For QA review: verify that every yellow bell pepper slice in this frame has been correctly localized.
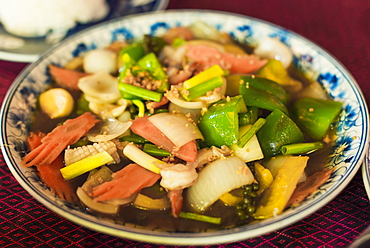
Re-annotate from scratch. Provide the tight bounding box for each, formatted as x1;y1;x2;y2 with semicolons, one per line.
254;156;309;219
183;64;224;89
219;192;243;206
134;193;170;210
254;162;273;194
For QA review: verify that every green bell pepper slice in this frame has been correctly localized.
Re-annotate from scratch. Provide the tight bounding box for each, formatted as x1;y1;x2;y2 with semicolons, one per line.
241;75;288;103
142;34;166;56
76;94;90;116
118;41;146;81
137;52;169;92
257;109;304;158
119;42;146;63
198;95;247;147
239;75;288;114
239;106;261;126
290;97;343;140
118;54;136;83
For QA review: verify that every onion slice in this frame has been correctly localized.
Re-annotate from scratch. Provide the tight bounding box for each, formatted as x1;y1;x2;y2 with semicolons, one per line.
168;102;202;122
254;37;293;69
87;117;132;142
188;22;226;43
89;98;129;118
78;71;121;104
165;78;226;109
83;49;117;74
187;156;254;212
165;86;208;109
77;187;119;214
148;112;204;148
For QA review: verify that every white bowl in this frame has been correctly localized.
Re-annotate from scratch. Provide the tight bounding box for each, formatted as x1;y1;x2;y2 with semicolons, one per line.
0;0;169;62
1;10;368;245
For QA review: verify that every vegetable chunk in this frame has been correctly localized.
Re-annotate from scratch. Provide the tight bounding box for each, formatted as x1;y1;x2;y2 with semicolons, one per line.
60;151;114;180
254;156;309;219
256;109;303;158
198;95;247;147
291;97;343;140
187;156;254;212
39;88;74;119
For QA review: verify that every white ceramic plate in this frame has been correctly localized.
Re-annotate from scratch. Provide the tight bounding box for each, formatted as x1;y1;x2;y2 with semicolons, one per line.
1;10;368;245
0;0;168;62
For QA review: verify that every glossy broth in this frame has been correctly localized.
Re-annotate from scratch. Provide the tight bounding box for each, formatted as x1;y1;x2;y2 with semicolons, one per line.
29;35;337;232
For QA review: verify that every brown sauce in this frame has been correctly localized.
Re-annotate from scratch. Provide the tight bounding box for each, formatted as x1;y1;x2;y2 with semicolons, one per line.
28;43;338;232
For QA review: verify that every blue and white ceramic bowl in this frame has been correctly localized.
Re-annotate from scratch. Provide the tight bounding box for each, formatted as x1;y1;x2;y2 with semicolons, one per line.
1;10;368;245
362;145;370;200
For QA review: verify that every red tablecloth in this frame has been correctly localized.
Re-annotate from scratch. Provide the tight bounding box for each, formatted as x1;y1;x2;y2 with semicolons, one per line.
1;0;369;247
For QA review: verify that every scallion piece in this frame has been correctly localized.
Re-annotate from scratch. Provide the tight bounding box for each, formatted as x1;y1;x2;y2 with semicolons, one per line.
119;83;162;102
179;212;221;225
123;143;166;174
281;141;324;155
181;75;224;101
121;133;147;144
152;108;169;115
132;99;145;117
237;118;266;147
120;91;142;100
143;143;171;157
183;64;224;89
60;151;114;180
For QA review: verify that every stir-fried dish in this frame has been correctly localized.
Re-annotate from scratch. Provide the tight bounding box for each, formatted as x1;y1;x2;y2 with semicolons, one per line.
23;22;342;231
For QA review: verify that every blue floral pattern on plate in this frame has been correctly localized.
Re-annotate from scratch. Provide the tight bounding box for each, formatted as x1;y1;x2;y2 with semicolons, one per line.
0;10;368;246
